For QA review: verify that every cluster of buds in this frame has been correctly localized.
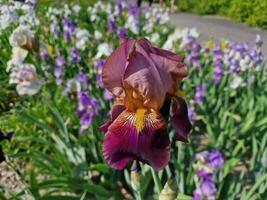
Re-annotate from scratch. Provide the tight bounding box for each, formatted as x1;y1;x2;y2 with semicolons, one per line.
193;150;224;200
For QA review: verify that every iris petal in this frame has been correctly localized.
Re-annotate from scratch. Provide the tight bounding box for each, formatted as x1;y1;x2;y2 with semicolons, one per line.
102;110;170;170
99;103;126;133
124;39;187;110
171;97;192;142
102;38;135;97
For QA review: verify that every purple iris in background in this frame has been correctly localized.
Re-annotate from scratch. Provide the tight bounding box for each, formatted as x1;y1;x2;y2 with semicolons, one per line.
117;27;127;39
77;92;100;134
62;18;77;42
194;84;207;105
50;22;61;37
70;47;81;63
207;150;224;170
193;150;224;199
116;1;123;16
200;179;217;197
56;56;66;67
188;106;197;123
108;17;116;32
54;67;63;85
212;44;224;84
95;59;106;88
183;36;202;68
0;130;14;163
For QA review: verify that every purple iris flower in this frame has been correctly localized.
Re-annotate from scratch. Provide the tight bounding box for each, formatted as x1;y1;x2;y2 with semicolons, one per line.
116;1;123;16
78;73;89;83
194;84;207;105
127;5;141;18
188;106;197;123
198;170;213;180
54;67;63;85
62;18;77;42
56;56;66;67
70;47;81;63
108;18;116;32
207;150;224;170
0;130;14;163
95;59;106;88
77;92;100;134
192;189;202;200
117;27;127;39
200;179;217;197
184;38;202;68
50;22;61;37
96;59;106;68
212;45;224;84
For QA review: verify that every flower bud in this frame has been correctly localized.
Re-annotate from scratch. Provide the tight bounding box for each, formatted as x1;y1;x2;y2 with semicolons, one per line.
130;161;143;192
159;179;178;200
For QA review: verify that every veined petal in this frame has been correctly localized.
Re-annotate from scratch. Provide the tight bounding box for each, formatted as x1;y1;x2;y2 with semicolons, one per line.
171;97;192;142
102;110;170;170
99;103;126;133
102;38;135;97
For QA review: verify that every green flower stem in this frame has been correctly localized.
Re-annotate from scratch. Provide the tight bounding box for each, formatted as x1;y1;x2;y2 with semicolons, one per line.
136;191;142;200
151;168;162;194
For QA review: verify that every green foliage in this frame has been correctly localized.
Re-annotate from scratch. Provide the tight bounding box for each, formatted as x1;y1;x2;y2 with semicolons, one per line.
178;0;267;29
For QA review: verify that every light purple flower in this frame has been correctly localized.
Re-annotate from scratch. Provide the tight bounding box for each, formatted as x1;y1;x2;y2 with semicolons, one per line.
200;179;216;197
70;47;81;63
9;64;43;95
207;150;224;170
77;92;100;134
108;18;116;32
117;27;127;39
50;22;61;37
116;2;123;16
212;44;224;84
192;189;202;200
56;56;66;67
104;89;114;101
188;106;197;123
62;18;77;42
194;84;207;105
54;67;63;85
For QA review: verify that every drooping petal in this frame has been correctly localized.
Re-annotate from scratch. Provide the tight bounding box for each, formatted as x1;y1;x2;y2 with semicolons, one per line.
171;97;192;142
102;110;170;170
99;103;126;133
124;39;187;110
102;38;135;97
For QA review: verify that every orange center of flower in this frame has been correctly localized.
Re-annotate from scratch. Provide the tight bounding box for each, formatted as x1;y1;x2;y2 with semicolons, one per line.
135;108;147;133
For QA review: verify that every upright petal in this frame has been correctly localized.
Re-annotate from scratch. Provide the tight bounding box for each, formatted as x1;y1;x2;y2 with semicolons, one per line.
137;38;183;62
102;110;170;170
102;38;135;97
124;39;187;110
171;97;192;142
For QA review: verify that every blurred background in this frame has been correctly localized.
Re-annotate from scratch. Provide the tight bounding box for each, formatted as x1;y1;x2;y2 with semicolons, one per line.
0;0;266;199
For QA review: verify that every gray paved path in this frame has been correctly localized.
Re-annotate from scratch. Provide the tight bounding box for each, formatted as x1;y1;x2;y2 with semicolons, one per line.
170;13;267;55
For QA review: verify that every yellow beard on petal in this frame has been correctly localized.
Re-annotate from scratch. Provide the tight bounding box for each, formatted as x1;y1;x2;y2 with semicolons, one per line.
135;108;147;133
